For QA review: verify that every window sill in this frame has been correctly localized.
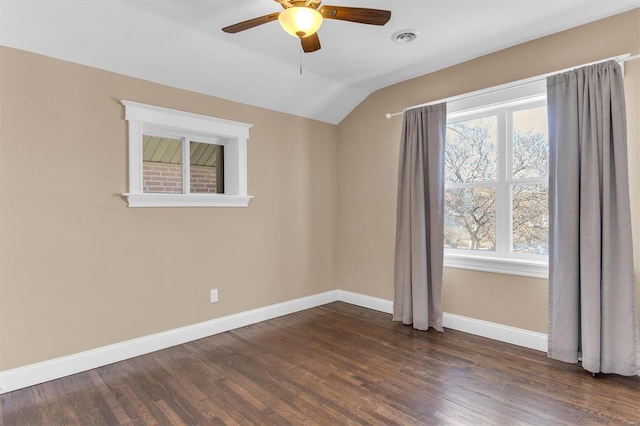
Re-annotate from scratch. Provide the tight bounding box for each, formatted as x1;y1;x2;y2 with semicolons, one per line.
444;252;548;279
123;193;252;208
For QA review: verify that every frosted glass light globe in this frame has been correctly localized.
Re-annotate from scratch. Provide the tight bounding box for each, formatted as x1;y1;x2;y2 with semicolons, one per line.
278;7;323;38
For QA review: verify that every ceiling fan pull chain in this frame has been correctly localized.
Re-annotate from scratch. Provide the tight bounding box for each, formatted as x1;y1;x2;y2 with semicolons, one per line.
300;45;303;75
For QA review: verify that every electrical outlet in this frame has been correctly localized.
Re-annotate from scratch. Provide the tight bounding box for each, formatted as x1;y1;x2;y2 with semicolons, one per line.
210;289;218;303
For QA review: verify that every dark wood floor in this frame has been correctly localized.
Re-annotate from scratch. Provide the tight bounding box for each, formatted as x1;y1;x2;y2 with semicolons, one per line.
1;302;639;425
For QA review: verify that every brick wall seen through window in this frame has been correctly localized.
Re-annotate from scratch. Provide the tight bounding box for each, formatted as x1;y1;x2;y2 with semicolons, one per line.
143;162;219;194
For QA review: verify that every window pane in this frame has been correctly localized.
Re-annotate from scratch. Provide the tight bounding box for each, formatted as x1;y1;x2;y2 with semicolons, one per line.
142;135;183;193
512;184;548;254
190;142;224;194
444;188;496;251
512;107;548;179
445;116;498;183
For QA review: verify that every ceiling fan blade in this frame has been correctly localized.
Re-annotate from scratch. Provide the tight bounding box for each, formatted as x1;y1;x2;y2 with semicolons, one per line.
222;12;280;33
301;33;321;53
319;6;391;25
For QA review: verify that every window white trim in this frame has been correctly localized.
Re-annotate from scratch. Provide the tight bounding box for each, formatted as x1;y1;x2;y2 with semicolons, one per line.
122;193;253;208
447;82;547;118
444;251;548;279
121;100;253;207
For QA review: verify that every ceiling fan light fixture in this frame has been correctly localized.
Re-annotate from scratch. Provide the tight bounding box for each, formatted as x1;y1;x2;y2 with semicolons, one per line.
278;6;323;38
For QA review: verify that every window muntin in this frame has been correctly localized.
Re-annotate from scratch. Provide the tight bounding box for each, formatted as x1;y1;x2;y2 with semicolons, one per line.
444;96;548;276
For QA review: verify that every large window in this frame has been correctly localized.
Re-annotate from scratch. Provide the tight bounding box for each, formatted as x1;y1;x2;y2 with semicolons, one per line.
443;81;548;278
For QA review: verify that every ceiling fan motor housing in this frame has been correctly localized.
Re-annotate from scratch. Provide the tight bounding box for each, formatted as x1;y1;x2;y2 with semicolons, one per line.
278;0;322;9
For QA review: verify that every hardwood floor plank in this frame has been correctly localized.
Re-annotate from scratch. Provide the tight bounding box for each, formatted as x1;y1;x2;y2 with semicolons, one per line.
145;349;225;423
126;355;207;425
92;364;152;426
40;378;84;425
0;387;41;426
1;302;639;425
185;340;309;424
105;375;163;425
87;370;132;425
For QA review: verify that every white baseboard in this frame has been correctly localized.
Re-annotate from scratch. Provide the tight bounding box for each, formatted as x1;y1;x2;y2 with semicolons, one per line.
335;290;547;352
0;290;339;394
0;289;547;394
442;312;548;352
336;289;393;314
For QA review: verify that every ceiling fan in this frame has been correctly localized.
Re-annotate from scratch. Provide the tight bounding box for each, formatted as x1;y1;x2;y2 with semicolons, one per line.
222;0;391;53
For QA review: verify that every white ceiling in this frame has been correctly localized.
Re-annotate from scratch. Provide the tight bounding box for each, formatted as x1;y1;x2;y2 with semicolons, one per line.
1;0;638;124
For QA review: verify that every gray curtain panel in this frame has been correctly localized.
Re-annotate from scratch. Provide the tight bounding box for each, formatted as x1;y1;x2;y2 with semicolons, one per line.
547;60;640;376
393;103;447;332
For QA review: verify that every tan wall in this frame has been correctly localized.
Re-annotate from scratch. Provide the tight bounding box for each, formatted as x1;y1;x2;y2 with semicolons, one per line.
0;47;338;370
336;9;640;334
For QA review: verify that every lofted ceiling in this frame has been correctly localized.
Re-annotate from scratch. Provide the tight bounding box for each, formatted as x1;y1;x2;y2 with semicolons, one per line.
1;0;638;124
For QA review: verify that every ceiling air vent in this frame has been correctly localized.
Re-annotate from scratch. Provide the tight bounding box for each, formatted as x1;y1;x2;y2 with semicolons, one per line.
392;29;419;43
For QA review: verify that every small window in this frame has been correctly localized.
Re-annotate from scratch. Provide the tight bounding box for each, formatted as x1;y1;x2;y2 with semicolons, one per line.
121;101;252;207
443;81;549;278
